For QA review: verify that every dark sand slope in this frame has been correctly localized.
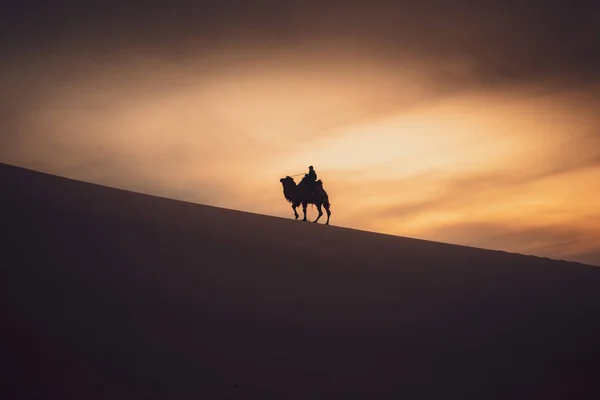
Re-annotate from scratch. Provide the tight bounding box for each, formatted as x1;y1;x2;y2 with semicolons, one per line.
1;162;600;400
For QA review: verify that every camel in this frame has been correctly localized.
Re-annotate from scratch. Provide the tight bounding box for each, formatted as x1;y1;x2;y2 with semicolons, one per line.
279;175;331;224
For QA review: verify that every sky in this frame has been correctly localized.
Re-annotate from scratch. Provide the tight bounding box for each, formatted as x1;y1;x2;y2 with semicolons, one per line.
2;0;600;265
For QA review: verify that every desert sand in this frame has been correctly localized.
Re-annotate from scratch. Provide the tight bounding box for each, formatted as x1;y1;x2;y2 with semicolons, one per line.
2;162;600;399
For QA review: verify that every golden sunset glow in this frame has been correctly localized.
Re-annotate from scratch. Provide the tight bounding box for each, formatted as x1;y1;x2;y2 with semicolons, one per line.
2;2;600;265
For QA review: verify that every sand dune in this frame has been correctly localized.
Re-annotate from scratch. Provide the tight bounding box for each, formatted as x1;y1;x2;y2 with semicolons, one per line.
2;162;600;399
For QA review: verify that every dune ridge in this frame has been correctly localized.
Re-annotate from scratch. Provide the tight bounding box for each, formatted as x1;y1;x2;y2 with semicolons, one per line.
2;162;600;399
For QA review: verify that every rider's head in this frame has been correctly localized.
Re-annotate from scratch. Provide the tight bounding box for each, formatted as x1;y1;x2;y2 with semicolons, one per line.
309;166;313;170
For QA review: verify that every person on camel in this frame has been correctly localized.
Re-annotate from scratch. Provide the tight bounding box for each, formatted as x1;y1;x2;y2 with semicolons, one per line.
305;165;317;195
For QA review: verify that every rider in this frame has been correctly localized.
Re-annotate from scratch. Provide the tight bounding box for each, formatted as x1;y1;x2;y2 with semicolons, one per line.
306;165;317;194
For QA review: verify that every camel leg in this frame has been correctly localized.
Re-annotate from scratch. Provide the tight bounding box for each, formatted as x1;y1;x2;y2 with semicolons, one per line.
313;204;323;223
292;204;299;220
325;204;331;225
302;202;308;221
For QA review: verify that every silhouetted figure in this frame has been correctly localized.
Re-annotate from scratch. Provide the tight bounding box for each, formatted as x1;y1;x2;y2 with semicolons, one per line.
305;166;317;195
306;165;317;181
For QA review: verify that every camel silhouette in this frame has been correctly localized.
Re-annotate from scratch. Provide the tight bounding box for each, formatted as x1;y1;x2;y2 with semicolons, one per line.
280;175;331;224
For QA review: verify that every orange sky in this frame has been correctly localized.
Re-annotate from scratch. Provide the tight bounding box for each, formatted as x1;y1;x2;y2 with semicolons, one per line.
2;2;600;265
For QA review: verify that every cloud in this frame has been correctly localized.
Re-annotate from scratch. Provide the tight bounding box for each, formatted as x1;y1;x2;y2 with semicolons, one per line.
3;1;599;87
373;135;600;220
423;221;600;266
1;1;600;265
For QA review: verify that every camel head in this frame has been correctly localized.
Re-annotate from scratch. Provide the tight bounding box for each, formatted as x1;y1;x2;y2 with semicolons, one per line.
280;176;297;203
280;176;296;186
